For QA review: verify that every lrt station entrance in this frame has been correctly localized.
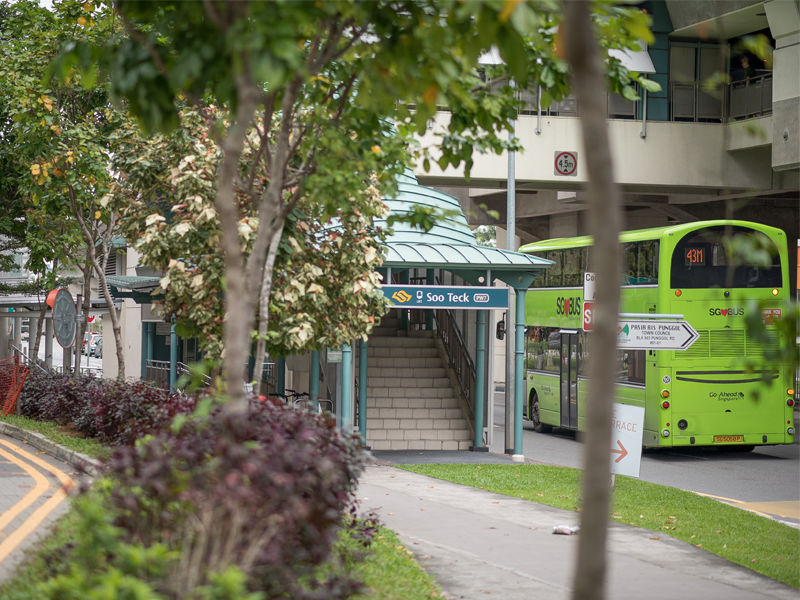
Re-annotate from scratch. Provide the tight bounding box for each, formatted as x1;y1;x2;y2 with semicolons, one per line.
353;169;551;457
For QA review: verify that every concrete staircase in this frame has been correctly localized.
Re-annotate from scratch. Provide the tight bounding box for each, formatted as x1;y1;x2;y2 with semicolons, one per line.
363;314;473;450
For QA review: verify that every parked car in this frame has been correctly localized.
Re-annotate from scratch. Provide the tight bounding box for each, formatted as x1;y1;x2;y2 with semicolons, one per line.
90;336;102;358
83;332;101;355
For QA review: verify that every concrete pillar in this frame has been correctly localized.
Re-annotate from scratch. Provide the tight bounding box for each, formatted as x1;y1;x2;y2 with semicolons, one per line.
12;312;21;352
0;309;8;358
765;0;800;171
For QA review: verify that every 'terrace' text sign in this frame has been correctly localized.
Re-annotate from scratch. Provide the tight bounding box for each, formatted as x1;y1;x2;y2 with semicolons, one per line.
382;285;508;310
610;403;644;478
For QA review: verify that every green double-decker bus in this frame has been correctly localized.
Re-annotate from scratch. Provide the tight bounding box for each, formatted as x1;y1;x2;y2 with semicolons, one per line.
519;220;795;450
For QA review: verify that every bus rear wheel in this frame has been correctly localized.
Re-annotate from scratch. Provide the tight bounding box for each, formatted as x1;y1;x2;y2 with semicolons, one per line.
530;392;551;433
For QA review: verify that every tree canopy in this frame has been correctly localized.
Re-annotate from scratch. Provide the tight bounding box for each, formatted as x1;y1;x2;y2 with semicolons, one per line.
47;0;656;403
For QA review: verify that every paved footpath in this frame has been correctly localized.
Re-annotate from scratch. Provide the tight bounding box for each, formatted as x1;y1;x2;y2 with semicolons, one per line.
0;432;77;583
358;463;799;600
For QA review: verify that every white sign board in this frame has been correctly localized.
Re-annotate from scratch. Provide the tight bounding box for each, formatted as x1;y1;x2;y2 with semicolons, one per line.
617;320;698;350
583;272;596;302
610;403;644;478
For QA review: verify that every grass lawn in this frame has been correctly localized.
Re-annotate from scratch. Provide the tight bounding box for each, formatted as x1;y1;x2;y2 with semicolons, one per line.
0;415;109;460
349;527;443;600
398;463;799;589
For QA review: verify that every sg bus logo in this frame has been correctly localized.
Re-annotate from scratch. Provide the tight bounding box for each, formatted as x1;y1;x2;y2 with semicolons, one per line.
556;297;582;316
708;307;744;317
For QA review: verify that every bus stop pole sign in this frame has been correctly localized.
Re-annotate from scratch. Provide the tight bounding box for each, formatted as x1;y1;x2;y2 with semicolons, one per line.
382;285;508;310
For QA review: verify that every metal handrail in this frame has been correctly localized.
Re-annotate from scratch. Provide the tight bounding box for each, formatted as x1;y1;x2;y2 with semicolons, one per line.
432;308;476;415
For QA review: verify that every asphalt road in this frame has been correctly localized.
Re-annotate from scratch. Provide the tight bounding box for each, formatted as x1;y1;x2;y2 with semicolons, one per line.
22;336;102;373
489;390;800;525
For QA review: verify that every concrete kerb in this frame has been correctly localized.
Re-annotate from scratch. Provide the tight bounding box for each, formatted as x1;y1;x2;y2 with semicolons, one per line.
0;421;101;476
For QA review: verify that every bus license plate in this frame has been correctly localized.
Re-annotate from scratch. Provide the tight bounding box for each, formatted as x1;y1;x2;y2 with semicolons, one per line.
714;435;744;443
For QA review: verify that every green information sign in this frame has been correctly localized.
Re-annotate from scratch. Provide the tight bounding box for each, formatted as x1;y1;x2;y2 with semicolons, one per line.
382;285;508;310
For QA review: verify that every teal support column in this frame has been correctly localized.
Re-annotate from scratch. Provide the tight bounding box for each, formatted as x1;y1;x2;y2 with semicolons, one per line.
169;322;178;392
400;271;409;331
147;323;154;373
473;309;487;450
141;323;150;379
425;269;434;331
277;356;286;395
341;344;352;429
140;323;150;378
358;339;368;444
513;288;526;456
310;350;320;411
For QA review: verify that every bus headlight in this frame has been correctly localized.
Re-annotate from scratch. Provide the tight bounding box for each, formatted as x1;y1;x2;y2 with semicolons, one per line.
788;427;795;436
662;429;670;438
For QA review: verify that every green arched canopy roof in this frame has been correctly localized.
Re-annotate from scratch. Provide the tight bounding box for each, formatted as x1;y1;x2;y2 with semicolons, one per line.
377;171;551;289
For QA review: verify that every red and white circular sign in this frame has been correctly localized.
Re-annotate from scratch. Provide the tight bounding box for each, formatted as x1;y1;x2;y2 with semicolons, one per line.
554;151;578;176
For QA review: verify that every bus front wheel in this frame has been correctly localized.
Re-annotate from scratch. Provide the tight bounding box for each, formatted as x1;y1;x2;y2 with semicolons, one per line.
530;392;551;433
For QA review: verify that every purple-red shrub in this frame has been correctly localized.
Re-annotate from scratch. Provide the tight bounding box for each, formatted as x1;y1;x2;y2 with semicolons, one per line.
17;371;101;427
86;379;197;445
104;400;367;599
18;370;197;446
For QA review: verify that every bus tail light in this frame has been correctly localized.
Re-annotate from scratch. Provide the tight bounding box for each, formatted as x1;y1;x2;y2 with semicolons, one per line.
788;399;795;407
661;400;670;409
661;390;670;398
675;289;682;297
771;288;779;296
788;388;795;397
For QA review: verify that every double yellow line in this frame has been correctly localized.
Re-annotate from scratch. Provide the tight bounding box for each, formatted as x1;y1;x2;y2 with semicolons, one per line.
0;439;74;563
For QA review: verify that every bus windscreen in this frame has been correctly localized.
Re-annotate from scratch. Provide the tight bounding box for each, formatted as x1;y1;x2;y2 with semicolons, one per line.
670;226;782;288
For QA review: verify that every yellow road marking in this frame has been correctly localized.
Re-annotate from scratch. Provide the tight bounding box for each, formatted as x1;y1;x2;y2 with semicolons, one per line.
0;440;74;563
694;491;800;521
0;446;49;532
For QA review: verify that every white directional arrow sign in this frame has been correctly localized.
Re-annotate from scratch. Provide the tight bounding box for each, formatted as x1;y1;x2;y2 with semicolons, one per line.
616;320;699;350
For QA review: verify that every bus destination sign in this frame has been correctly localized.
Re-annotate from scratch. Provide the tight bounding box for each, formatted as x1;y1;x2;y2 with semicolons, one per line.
382;285;508;310
617;320;699;350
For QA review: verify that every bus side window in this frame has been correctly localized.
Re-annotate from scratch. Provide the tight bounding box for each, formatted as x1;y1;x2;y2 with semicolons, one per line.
563;248;584;286
617;350;646;384
623;241;659;285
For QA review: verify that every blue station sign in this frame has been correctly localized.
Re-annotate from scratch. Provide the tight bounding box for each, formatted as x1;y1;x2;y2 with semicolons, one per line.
382;285;508;310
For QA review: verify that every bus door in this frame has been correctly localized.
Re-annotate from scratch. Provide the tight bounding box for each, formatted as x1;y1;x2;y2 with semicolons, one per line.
559;330;579;429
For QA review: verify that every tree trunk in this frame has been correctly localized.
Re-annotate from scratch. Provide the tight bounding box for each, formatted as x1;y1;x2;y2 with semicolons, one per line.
31;302;47;365
252;221;284;391
92;236;126;380
215;79;260;411
75;255;92;378
563;3;624;600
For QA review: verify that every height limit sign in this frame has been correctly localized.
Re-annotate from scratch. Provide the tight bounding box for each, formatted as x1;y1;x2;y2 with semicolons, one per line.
554;151;578;176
